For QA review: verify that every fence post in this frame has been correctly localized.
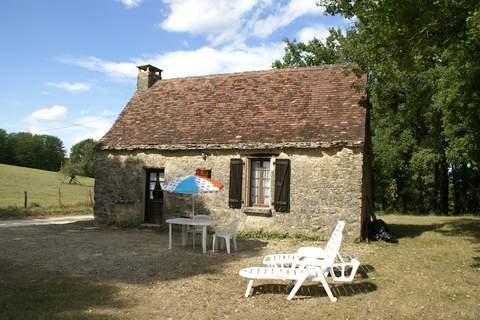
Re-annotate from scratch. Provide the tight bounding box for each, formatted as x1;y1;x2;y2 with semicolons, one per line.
24;191;27;208
58;186;62;207
89;189;94;207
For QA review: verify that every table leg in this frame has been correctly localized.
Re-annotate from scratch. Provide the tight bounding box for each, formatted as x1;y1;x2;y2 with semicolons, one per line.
202;226;207;254
168;223;172;250
181;225;187;246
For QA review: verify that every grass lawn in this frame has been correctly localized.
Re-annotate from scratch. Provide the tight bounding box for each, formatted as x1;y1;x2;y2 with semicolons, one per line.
0;214;478;319
0;164;93;218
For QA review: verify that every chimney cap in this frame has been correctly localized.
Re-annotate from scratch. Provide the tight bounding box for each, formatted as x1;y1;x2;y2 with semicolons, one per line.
137;64;163;73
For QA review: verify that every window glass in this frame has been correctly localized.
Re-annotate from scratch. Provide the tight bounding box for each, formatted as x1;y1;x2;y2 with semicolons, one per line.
250;159;270;206
150;172;157;182
263;160;270;204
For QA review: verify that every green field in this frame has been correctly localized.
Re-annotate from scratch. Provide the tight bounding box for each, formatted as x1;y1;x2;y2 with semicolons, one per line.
0;163;94;209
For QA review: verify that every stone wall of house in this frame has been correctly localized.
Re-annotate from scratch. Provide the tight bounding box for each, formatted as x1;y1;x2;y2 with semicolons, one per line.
94;146;364;239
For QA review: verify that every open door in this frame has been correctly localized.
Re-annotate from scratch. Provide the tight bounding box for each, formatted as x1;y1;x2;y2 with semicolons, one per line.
145;169;164;224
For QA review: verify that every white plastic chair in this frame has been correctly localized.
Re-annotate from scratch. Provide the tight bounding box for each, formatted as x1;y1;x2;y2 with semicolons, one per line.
212;220;239;254
189;214;213;249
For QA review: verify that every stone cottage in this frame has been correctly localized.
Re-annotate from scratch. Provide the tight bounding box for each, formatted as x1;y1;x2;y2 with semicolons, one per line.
94;64;373;240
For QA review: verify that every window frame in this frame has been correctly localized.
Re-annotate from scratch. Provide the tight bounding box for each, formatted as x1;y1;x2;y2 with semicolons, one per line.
146;168;165;201
247;157;272;207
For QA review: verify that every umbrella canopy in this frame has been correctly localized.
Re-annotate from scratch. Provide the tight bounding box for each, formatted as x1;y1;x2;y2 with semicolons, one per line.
162;175;224;194
162;175;224;216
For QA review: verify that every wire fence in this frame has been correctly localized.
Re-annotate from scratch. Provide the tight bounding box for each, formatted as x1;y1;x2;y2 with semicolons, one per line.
1;184;94;209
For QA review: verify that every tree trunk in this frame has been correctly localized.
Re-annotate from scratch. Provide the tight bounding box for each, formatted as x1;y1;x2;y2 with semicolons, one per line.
438;156;449;215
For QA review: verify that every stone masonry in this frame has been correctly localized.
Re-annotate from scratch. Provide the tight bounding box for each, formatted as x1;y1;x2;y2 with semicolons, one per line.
94;146;364;239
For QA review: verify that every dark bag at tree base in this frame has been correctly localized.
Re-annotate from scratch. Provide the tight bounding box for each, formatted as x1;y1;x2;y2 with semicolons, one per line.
368;219;398;243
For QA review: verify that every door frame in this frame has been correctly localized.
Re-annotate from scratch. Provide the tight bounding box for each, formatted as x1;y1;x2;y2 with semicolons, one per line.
144;168;165;223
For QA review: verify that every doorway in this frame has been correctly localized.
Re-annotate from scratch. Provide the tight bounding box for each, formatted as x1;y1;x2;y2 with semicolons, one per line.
145;168;164;224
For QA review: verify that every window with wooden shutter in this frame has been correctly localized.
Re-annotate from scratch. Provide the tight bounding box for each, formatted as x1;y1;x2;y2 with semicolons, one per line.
274;159;290;212
229;159;243;208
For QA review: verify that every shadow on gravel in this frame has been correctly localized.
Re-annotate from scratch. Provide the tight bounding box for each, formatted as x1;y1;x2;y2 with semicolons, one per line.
0;259;126;320
252;281;377;300
0;220;269;285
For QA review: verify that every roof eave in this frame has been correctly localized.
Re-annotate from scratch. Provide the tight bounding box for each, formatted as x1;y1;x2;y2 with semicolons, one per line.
97;140;365;152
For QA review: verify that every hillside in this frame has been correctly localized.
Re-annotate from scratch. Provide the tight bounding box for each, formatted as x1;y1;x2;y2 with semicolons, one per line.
0;164;94;208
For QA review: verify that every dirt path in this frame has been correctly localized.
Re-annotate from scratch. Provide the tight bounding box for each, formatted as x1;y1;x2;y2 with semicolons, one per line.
0;215;93;227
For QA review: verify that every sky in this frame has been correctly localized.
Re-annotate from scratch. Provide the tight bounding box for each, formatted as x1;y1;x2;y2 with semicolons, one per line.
0;0;350;154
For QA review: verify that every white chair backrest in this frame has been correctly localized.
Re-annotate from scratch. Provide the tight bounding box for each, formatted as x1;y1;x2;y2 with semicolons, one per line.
322;221;345;266
193;215;213;230
294;221;344;269
227;219;239;235
193;214;212;222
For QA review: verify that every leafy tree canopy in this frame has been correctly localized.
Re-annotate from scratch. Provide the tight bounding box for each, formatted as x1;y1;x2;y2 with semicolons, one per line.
274;0;480;214
69;138;97;178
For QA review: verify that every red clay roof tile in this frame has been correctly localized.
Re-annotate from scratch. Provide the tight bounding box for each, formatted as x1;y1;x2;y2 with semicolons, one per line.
98;65;367;150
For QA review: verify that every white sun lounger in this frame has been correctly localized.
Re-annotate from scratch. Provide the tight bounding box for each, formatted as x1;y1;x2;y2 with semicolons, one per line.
263;221;345;268
239;221;360;301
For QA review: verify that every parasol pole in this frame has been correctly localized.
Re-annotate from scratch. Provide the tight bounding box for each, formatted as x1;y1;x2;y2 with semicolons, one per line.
192;193;195;216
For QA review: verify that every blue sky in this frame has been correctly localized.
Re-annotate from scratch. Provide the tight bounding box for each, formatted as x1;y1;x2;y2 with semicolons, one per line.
0;0;349;154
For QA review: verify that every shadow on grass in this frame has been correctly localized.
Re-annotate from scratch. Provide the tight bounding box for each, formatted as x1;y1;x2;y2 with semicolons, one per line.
0;205;92;220
387;218;480;269
472;250;480;269
356;264;375;279
387;218;480;241
0;259;126;320
252;281;377;300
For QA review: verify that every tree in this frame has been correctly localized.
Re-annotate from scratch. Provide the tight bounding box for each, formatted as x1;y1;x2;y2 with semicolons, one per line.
0;129;8;164
272;28;347;68
274;1;480;214
38;135;66;171
0;130;65;171
60;160;83;184
69;138;97;178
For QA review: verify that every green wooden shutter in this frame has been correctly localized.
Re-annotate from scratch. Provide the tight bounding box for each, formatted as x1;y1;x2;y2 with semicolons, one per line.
229;159;243;209
274;159;291;212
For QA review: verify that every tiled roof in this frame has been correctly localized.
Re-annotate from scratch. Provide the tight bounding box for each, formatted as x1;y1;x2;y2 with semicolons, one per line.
98;65;367;150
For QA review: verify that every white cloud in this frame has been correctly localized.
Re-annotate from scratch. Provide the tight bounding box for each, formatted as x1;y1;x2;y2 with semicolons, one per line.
46;81;91;93
121;0;142;8
58;56;138;81
145;44;284;78
31;105;67;121
297;25;330;43
60;43;284;81
71;116;114;144
160;0;323;45
252;0;323;38
161;0;258;46
25;111;115;153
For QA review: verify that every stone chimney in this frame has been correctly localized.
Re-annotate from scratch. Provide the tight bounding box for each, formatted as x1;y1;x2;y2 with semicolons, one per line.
136;64;163;91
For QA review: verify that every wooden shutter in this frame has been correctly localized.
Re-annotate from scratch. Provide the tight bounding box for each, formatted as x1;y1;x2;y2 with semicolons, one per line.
229;159;243;208
274;159;290;212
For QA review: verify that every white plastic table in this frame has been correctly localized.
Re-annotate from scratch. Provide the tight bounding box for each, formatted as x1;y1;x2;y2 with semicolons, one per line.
166;217;214;254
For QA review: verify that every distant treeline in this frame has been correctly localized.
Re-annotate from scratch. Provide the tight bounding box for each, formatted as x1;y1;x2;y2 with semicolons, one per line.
0;129;65;171
0;129;96;178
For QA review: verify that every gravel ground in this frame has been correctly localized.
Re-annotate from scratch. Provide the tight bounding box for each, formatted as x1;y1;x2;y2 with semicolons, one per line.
0;216;478;320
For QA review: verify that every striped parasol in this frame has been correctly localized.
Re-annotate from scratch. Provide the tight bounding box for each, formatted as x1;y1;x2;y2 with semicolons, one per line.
162;175;224;215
